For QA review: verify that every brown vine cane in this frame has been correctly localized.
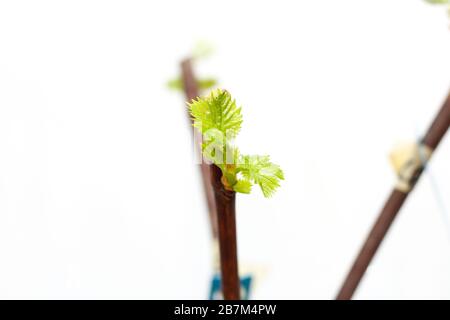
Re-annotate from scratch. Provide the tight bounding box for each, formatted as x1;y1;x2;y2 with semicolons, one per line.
210;164;240;300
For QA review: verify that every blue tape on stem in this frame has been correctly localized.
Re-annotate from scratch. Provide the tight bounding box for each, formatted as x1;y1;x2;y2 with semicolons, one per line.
209;274;253;300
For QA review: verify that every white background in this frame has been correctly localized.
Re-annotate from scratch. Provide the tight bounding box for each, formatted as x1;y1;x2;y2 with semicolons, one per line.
0;0;449;299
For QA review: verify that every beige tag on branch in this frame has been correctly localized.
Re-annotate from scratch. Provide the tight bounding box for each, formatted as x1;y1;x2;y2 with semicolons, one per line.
390;142;433;192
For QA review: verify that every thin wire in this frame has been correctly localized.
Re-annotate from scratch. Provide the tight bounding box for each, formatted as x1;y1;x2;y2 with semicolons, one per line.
426;164;450;243
415;130;450;243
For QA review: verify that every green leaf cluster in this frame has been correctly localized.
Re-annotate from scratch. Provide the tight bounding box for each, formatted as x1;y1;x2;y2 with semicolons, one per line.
188;89;284;197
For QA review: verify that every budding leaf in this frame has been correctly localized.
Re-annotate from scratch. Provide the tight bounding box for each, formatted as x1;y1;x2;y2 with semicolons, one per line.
188;89;284;198
167;77;217;91
189;89;242;139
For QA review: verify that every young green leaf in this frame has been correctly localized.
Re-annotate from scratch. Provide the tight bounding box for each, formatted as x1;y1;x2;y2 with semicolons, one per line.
198;78;217;90
233;179;252;194
167;77;217;91
167;77;184;90
189;89;243;139
236;155;285;198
